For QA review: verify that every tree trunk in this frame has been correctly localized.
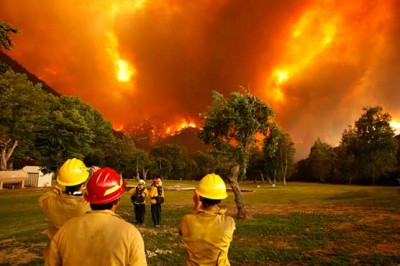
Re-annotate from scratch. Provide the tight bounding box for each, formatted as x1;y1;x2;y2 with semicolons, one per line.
0;139;18;171
228;164;247;219
260;171;265;183
142;168;149;181
283;157;287;185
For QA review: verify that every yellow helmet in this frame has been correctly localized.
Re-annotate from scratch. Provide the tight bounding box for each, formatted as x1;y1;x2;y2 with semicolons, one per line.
196;173;227;200
57;158;89;186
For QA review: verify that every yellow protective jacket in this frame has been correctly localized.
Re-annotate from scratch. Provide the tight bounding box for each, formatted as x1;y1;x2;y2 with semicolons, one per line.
129;185;149;204
148;184;164;204
38;187;90;241
49;210;147;266
179;208;236;266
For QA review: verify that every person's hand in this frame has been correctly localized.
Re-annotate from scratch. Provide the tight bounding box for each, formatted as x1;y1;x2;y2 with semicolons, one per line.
192;189;201;211
54;182;65;195
88;166;100;176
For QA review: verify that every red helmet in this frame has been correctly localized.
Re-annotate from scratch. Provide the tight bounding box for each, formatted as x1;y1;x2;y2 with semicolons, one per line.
153;178;161;184
84;167;125;204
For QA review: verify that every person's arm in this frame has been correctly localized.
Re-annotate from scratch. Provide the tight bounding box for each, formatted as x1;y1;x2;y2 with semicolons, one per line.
129;229;148;265
48;235;62;266
38;186;62;209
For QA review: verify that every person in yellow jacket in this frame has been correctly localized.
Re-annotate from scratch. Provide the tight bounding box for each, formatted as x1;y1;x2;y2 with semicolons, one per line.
179;173;236;266
129;179;148;226
49;167;147;266
148;177;164;227
38;158;94;265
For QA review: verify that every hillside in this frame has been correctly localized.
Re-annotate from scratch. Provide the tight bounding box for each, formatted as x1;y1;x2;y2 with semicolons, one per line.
0;51;59;96
156;127;210;153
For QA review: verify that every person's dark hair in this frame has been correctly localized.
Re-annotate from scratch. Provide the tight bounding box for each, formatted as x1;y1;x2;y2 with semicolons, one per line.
201;197;221;207
90;199;119;210
65;183;84;195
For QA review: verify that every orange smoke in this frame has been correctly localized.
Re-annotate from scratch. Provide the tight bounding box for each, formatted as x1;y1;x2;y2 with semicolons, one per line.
1;0;400;160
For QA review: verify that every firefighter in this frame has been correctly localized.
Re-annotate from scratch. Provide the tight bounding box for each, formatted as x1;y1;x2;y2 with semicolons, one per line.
49;167;147;266
179;173;236;266
38;158;93;265
148;177;164;227
129;179;148;226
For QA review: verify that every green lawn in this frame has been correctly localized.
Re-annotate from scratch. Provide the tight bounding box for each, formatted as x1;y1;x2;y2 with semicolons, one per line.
0;181;399;265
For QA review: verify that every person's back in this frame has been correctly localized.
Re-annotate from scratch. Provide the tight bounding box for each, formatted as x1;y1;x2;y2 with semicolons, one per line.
180;208;235;265
39;186;90;239
49;167;147;266
49;209;145;266
179;174;236;266
38;158;91;264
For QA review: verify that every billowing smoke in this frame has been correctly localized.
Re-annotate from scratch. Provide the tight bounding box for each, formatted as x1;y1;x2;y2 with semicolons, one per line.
1;0;399;159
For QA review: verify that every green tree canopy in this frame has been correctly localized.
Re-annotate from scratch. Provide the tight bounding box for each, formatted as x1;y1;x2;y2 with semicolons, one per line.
198;88;275;219
199;88;275;180
0;70;52;170
338;106;398;184
35;96;95;171
307;138;336;182
0;21;18;50
263;125;295;185
105;131;137;177
150;143;192;180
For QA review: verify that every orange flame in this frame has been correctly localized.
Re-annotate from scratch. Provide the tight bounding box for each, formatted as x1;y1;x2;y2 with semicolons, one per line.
164;120;197;135
265;4;339;104
106;32;136;83
390;119;400;134
104;0;147;84
113;123;125;131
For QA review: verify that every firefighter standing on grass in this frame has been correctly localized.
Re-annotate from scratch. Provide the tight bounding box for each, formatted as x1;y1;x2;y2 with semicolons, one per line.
49;167;147;266
179;173;236;266
148;177;164;227
38;158;95;265
130;179;148;226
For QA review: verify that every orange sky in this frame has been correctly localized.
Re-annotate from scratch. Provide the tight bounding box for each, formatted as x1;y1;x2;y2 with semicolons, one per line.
1;0;400;159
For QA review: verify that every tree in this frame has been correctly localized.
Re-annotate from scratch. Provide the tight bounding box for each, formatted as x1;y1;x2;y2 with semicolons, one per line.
0;70;52;170
127;120;156;151
191;151;218;180
307;138;336;182
132;149;153;181
263;126;295;185
198;88;275;219
336;126;358;184
105;131;137;177
247;149;267;183
338;106;398;184
150;143;192;180
35;96;95;171
0;21;18;50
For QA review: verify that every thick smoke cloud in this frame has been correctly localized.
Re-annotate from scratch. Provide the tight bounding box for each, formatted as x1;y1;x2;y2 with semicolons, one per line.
1;0;399;159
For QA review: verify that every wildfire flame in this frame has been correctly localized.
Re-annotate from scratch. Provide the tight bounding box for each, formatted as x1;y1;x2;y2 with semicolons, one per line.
390;119;400;133
266;4;339;105
165;120;197;135
104;0;147;84
113;123;124;131
106;32;136;83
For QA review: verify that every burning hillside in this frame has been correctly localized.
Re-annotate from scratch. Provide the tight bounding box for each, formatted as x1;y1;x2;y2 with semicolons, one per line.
1;0;400;159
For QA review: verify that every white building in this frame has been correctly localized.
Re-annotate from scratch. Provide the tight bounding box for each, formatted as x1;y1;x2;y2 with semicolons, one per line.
22;166;53;187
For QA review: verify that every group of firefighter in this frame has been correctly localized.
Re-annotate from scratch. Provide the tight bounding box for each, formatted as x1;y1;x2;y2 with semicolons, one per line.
128;177;164;228
38;158;235;266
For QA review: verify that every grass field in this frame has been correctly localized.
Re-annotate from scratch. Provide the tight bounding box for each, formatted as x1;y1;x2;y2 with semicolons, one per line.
0;181;399;265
